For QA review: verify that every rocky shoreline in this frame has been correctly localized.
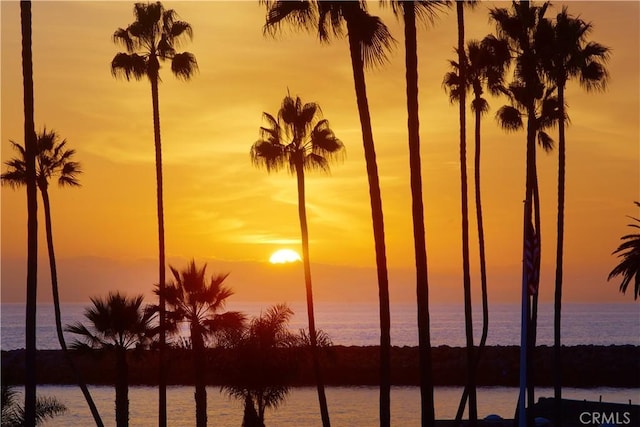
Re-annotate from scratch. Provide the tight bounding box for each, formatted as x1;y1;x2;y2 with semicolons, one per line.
2;345;638;387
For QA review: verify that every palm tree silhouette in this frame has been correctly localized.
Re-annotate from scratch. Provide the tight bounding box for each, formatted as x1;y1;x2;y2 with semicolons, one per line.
490;0;557;416
452;2;480;423
159;261;245;427
608;202;640;300
385;2;449;424
1;384;67;427
536;8;610;417
223;304;300;427
66;292;156;427
444;34;510;423
1;130;104;426
19;1;38;423
250;93;344;426
111;3;197;424
262;3;393;425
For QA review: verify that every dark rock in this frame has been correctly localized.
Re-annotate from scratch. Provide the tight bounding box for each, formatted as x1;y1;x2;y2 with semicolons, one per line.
1;345;638;387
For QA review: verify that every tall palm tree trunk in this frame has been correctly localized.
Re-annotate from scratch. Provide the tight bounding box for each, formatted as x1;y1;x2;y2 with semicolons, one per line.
20;2;38;424
517;112;538;427
455;100;489;423
456;3;477;425
516;115;537;427
473;102;489;367
346;22;392;427
553;82;566;427
295;163;331;427
41;187;104;426
115;347;129;427
528;147;541;411
402;4;434;426
150;73;168;427
192;329;207;427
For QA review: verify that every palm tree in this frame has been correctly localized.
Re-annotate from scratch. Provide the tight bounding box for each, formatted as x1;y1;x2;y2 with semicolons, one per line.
490;1;556;419
1;130;104;426
443;34;510;423
250;93;344;426
111;4;198;424
66;292;156;427
19;1;38;424
385;2;449;424
1;384;67;427
262;3;394;425
453;2;479;423
223;304;300;427
608;202;640;300
159;261;245;427
536;9;610;420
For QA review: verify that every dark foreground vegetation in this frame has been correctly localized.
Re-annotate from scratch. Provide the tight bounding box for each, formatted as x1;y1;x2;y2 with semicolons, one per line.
2;345;638;388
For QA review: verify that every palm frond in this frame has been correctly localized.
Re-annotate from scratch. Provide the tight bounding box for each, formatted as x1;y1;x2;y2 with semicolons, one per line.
169;20;193;42
264;0;317;36
608;202;640;300
32;396;68;424
471;97;489;115
157;34;176;60
443;69;464;104
385;1;451;26
302;153;329;173
111;53;147;81
251;140;288;173
317;2;348;42
536;131;554;152
351;9;395;69
112;28;135;52
579;59;609;92
171;52;198;80
310;119;345;164
496;105;523;132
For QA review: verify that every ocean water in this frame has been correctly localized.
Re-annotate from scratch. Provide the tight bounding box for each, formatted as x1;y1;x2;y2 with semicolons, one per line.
2;302;639;426
1;302;639;350
8;385;640;427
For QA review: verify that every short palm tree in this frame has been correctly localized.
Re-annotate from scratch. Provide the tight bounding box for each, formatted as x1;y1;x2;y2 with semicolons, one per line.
1;384;67;427
66;292;156;427
223;304;300;427
608;202;640;300
1;130;104;426
251;94;344;426
159;261;245;427
262;4;393;425
111;4;197;423
536;8;610;415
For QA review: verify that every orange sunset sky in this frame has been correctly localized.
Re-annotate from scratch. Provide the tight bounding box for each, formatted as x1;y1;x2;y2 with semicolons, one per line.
1;1;638;305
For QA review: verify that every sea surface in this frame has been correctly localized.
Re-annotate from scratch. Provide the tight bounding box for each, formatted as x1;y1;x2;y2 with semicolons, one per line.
7;385;640;427
1;302;639;350
2;302;639;426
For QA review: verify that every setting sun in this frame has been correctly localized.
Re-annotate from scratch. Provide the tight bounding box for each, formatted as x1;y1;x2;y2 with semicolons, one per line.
269;249;302;264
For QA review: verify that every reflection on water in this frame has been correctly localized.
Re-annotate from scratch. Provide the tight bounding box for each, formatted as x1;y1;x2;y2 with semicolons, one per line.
28;385;640;427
